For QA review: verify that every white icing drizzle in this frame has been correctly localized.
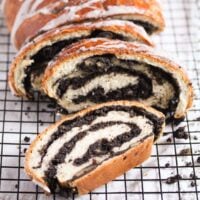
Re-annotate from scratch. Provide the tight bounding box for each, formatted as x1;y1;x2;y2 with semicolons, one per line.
30;0;69;14
38;0;146;32
11;0;149;46
11;0;72;47
39;0;99;32
70;39;154;55
86;19;147;36
105;5;145;16
11;0;62;47
77;39;132;52
29;0;47;12
46;19;149;43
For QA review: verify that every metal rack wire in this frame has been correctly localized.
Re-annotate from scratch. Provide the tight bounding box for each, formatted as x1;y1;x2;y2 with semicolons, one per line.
0;0;199;199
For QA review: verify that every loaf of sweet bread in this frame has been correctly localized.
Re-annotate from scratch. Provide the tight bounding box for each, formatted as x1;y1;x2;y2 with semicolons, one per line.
25;101;165;195
2;0;194;197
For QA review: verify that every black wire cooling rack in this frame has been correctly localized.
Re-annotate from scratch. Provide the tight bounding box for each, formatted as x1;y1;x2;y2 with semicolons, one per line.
0;0;200;199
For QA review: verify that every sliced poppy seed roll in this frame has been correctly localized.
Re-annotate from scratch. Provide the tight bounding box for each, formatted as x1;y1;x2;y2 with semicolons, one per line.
25;101;165;196
8;19;153;98
43;38;193;121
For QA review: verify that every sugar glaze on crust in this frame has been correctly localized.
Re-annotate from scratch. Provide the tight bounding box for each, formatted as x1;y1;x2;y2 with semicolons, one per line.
25;101;165;195
42;38;193;120
2;0;62;32
9;0;165;48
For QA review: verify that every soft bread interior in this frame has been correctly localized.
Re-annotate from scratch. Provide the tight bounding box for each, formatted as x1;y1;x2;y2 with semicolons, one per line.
45;53;188;120
26;103;165;194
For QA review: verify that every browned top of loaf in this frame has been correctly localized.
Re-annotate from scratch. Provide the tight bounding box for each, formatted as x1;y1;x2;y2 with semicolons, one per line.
13;0;164;48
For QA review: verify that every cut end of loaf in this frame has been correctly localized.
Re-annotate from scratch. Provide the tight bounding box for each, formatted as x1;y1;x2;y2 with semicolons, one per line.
25;101;165;195
42;38;193;122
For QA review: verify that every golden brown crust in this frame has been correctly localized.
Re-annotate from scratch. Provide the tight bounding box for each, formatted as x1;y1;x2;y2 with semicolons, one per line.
11;0;165;49
43;38;193;119
25;100;164;194
8;19;154;97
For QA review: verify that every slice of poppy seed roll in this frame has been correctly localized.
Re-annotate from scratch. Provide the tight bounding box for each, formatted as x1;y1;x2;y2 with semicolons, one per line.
43;38;193;121
25;101;165;195
8;19;153;98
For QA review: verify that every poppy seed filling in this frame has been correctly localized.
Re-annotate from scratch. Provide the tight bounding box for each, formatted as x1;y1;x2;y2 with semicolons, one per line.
53;54;180;117
30;105;164;192
132;20;158;34
56;66;153;100
23;30;130;96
